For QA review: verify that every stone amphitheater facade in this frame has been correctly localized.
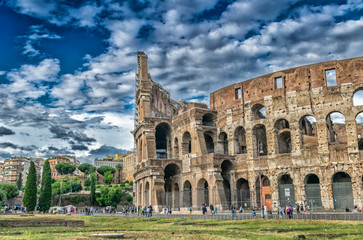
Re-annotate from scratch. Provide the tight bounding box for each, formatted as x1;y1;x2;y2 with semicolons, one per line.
133;52;363;212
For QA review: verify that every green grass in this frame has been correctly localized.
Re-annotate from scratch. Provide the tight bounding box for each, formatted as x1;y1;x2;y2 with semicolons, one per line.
0;215;362;239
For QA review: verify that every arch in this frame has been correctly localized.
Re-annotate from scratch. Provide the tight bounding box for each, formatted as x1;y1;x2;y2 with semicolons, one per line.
204;131;215;153
155;122;172;158
236;178;250;209
183;181;193;207
252;104;266;120
145;182;150;206
355;112;363;150
197;178;209;206
353;89;363;106
256;175;272;210
218;132;228;154
221;160;234;208
274;119;291;154
164;164;181;209
202;113;215;126
326;112;347;144
304;174;322;207
252;124;267;157
299;115;318;148
332;172;353;209
234;126;247;154
278;174;295;206
182;131;192;154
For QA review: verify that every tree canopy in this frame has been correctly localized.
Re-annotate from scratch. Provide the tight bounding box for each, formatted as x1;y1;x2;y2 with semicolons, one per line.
97;165;115;175
90;172;96;204
38;160;52;213
104;171;114;184
23;161;37;211
55;162;76;175
78;163;96;175
16;173;22;190
96;186;123;207
0;183;19;200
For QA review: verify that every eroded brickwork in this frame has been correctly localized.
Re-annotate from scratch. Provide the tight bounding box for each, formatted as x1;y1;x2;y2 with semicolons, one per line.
134;52;363;212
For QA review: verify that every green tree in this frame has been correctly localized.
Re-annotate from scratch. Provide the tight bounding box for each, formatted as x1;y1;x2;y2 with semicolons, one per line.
104;171;114;185
0;183;19;204
84;177;91;187
16;172;22;190
90;172;96;205
38;160;52;213
97;166;115;175
126;193;133;202
115;163;123;183
78;163;96;175
55;162;76;175
0;187;6;208
96;186;122;207
23;161;37;211
55;162;76;206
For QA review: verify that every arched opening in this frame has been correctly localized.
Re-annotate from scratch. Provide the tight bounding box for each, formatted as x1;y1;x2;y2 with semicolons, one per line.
163;164;181;209
353;89;363;106
183;181;192;207
155;123;172;158
182;131;192;154
234;126;247;154
304;174;322;207
278;174;295;207
145;182;150;206
326;112;347;144
173;138;179;158
274;119;291;154
252;104;266;120
202;113;215;126
218;132;228;154
355;112;363;150
256;175;272;210
299;115;318;148
221;160;234;208
253;124;267;157
204;131;215;153
139;183;142;206
197;178;209;206
236;178;250;209
332;172;353;210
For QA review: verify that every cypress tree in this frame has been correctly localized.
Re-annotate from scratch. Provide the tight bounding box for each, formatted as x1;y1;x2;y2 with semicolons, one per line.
23;161;37;211
38;160;52;213
90;172;96;204
17;172;22;190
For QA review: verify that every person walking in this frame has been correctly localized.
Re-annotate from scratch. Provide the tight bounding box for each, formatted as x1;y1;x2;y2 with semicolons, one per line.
189;206;192;217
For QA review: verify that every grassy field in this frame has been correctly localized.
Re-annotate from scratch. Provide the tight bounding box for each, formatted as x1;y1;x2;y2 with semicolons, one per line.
0;215;362;239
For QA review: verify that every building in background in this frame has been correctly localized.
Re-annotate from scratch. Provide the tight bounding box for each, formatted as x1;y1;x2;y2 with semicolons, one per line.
48;155;80;179
2;157;44;186
123;151;135;182
94;153;125;168
0;162;4;183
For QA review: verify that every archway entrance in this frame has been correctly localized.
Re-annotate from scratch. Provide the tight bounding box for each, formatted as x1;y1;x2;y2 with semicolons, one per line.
256;175;272;210
183;181;192;207
163;164;181;209
197;179;209;206
278;174;295;207
221;160;234;208
304;174;322;207
145;182;150;206
332;172;353;209
236;178;250;209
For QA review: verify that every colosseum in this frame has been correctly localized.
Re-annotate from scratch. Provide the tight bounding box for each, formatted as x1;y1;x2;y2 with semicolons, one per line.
133;52;363;212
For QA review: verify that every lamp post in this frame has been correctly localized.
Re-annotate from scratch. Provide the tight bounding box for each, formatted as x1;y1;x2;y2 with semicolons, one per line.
258;140;264;218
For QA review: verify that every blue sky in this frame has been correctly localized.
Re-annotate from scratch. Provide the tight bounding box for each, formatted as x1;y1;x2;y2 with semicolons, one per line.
0;0;363;163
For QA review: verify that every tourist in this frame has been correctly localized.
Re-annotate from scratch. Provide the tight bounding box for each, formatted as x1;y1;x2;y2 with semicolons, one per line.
263;205;267;218
210;204;214;215
278;205;283;219
168;205;172;215
164;208;167;215
345;205;350;212
239;206;243;213
189;206;192;217
252;209;256;218
296;203;300;214
306;204;311;214
300;203;304;214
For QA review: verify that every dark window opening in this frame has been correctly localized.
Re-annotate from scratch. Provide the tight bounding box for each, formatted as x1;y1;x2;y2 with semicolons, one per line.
252;104;266;120
234;126;247;154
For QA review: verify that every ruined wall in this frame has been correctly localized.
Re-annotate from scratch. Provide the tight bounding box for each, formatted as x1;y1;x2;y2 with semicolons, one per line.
134;54;363;212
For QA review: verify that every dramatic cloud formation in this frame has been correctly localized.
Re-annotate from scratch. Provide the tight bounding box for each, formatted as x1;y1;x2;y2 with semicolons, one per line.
1;0;363;162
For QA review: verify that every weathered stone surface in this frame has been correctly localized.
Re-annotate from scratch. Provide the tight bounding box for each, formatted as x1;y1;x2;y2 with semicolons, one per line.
134;52;363;211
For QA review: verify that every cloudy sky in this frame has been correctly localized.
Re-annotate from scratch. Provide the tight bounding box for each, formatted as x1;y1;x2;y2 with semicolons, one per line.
0;0;363;163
